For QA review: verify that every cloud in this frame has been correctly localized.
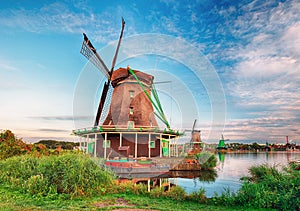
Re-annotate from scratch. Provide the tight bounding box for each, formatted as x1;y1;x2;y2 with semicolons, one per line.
29;115;92;121
0;3;88;33
225;1;300;107
235;56;297;78
214;0;300;142
35;128;70;133
0;61;20;71
222;117;300;143
280;21;300;56
0;2;126;44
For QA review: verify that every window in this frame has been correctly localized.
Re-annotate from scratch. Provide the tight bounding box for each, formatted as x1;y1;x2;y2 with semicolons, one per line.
103;140;111;148
129;90;135;99
129;107;134;115
127;121;135;129
149;141;155;148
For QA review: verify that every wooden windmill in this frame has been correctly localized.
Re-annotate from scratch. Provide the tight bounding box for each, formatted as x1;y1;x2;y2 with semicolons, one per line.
80;18;169;130
189;119;202;154
78;18;174;158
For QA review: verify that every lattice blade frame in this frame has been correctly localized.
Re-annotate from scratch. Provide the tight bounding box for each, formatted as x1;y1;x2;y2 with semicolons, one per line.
80;41;110;79
99;83;113;124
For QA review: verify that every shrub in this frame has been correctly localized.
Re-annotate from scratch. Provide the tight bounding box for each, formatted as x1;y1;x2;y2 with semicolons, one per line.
187;187;207;203
229;164;300;210
0;152;114;197
195;152;217;170
149;186;165;198
165;186;186;201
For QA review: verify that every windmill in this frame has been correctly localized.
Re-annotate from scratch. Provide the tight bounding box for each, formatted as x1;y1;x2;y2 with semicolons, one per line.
80;18;125;127
77;18;173;158
80;18;170;129
189;119;202;154
216;134;229;150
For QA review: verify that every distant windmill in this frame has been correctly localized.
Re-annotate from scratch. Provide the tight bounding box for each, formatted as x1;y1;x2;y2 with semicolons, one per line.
189;119;202;154
216;134;229;150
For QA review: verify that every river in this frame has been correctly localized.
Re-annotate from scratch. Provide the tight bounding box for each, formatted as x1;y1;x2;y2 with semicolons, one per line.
170;152;300;197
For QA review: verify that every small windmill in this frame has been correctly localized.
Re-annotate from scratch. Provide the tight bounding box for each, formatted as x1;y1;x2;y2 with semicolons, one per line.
189;119;202;154
80;18;170;130
216;134;229;150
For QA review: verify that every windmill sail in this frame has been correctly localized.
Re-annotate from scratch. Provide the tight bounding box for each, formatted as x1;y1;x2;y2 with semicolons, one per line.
99;83;113;124
93;18;125;126
80;33;110;79
94;82;111;126
110;18;125;75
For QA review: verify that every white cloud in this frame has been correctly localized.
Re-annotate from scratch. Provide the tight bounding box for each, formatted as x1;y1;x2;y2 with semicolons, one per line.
235;56;298;78
221;0;300;141
280;21;300;56
0;2;127;45
0;61;20;71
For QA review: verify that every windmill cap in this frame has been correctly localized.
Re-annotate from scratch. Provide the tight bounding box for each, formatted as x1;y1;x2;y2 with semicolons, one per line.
111;67;154;87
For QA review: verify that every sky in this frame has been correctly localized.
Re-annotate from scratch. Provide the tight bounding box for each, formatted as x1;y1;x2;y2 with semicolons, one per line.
0;0;299;144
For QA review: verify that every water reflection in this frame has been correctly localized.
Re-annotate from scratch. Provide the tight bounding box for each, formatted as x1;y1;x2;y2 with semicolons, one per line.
116;152;300;198
117;170;217;193
178;152;300;197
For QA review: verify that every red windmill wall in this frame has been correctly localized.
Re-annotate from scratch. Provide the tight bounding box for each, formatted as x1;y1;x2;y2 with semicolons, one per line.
103;67;158;128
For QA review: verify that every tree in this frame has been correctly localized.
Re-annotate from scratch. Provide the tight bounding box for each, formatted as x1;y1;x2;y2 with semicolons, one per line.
0;130;27;159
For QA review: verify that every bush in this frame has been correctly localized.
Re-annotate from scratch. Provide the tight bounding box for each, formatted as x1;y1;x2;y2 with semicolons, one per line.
195;152;217;170
221;164;300;210
187;187;207;203
165;186;186;201
149;186;165;198
0;152;114;197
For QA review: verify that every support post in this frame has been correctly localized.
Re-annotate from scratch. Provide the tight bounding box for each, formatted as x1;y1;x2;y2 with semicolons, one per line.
168;135;171;158
94;133;97;157
79;136;82;150
175;137;178;157
87;135;89;154
148;133;151;158
147;179;150;192
135;132;138;158
120;132;122;147
104;132;107;159
160;134;162;158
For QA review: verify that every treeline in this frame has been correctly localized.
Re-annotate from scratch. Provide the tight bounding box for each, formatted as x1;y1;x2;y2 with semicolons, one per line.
36;140;79;150
0;130;78;160
226;142;299;151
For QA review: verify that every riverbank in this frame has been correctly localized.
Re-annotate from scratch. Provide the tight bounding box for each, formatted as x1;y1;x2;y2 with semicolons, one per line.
0;185;268;211
0;131;298;210
1;152;298;210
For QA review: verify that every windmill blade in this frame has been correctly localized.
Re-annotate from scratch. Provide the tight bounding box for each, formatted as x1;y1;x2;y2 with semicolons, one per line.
92;18;125;126
109;17;125;75
99;83;113;124
94;81;111;126
192;119;197;133
153;81;172;84
81;33;110;80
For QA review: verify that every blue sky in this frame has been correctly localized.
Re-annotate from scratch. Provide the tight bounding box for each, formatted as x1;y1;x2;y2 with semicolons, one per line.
0;0;299;144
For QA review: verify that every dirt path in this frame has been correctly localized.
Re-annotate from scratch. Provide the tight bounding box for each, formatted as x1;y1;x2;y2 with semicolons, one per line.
93;197;159;211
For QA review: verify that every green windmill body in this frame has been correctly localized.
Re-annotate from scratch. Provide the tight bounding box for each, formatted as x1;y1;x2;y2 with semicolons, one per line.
217;135;228;150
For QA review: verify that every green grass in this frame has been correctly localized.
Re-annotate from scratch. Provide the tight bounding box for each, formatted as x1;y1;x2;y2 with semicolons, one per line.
0;184;270;211
0;151;294;211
